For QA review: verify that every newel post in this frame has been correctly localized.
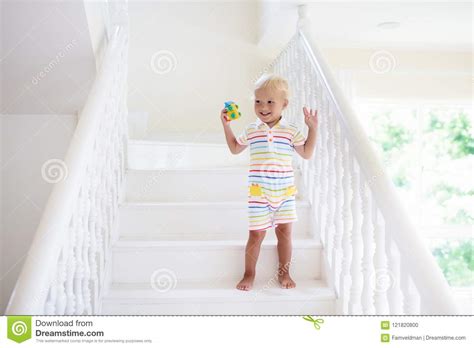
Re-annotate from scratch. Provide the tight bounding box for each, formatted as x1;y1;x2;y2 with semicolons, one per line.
297;4;310;32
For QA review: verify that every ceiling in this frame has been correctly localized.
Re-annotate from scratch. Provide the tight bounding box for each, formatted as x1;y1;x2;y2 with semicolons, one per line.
258;1;473;53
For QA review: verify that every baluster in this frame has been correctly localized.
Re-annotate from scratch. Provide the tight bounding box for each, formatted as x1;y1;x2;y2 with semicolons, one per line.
310;77;321;239
44;284;56;315
332;117;344;296
361;180;375;314
401;263;420;314
349;157;363;314
107;154;115;251
65;215;77;314
82;169;92;314
74;187;85;314
385;228;404;314
88;159;100;314
319;94;329;245
55;245;68;314
97;139;107;290
372;199;390;314
337;139;353;314
324;99;334;260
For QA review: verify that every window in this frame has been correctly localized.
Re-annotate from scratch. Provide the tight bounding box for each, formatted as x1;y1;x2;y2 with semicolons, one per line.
355;100;473;287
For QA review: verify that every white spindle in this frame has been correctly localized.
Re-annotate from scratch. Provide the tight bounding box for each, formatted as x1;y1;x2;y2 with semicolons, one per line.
331;110;344;294
44;283;56;315
74;186;85;314
82;171;92;315
325;107;336;268
55;246;68;314
360;180;375;314
349;157;363;314
65;216;77;314
372;197;390;314
385;231;404;314
338;139;353;314
401;265;420;314
319;94;329;246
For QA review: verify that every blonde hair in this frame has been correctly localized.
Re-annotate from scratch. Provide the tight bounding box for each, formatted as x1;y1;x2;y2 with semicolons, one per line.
254;74;290;100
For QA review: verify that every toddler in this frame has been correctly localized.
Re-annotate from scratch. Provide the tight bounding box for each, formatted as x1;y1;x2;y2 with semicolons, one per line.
220;74;318;291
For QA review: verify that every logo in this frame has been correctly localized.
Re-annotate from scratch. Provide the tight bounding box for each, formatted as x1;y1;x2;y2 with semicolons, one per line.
7;316;32;343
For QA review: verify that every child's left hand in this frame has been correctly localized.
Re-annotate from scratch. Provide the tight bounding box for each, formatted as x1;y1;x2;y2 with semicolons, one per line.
303;106;318;129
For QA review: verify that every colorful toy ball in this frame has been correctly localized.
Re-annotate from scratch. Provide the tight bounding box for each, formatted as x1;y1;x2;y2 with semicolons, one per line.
224;101;241;121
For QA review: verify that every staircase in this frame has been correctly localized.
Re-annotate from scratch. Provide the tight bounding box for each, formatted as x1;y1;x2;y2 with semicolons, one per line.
101;141;336;314
5;3;460;316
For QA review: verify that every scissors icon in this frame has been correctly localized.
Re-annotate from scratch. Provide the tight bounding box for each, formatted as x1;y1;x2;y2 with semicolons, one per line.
303;315;324;330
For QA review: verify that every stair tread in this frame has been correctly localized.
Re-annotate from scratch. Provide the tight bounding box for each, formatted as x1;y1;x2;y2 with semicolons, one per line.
114;238;322;249
118;232;312;241
103;279;335;302
126;167;249;173
126;167;302;173
120;200;311;208
129;138;229;146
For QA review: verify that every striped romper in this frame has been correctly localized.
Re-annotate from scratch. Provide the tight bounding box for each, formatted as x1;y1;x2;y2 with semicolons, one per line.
236;116;306;231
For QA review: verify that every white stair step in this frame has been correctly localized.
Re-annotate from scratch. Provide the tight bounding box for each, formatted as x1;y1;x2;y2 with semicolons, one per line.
101;279;336;315
124;167;304;202
128;140;249;170
111;239;322;283
118;201;314;240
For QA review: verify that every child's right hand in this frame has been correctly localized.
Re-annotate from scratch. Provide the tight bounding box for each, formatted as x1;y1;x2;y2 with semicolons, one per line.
220;108;231;126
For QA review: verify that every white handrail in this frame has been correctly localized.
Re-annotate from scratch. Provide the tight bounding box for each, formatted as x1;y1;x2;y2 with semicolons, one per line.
6;25;128;315
266;4;458;314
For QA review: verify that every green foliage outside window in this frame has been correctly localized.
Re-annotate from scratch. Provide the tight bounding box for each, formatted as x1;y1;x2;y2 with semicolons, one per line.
432;239;473;286
360;103;473;287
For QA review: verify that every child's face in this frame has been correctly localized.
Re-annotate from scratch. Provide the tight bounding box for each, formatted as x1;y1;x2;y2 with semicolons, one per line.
254;87;288;124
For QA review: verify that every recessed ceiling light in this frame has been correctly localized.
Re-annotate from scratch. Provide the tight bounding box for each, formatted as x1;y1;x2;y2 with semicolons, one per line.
377;21;400;29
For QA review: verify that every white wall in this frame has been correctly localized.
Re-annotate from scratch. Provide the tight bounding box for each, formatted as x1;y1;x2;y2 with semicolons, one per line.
0;114;77;314
127;1;267;140
0;0;96;115
0;115;3;310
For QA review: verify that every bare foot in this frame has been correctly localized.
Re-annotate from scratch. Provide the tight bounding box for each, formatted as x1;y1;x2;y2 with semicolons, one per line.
236;273;255;291
278;273;296;289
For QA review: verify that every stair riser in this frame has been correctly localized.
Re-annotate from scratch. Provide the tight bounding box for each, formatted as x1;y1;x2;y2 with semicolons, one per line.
119;204;312;239
112;246;321;283
128;142;248;170
101;299;335;315
125;169;304;202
